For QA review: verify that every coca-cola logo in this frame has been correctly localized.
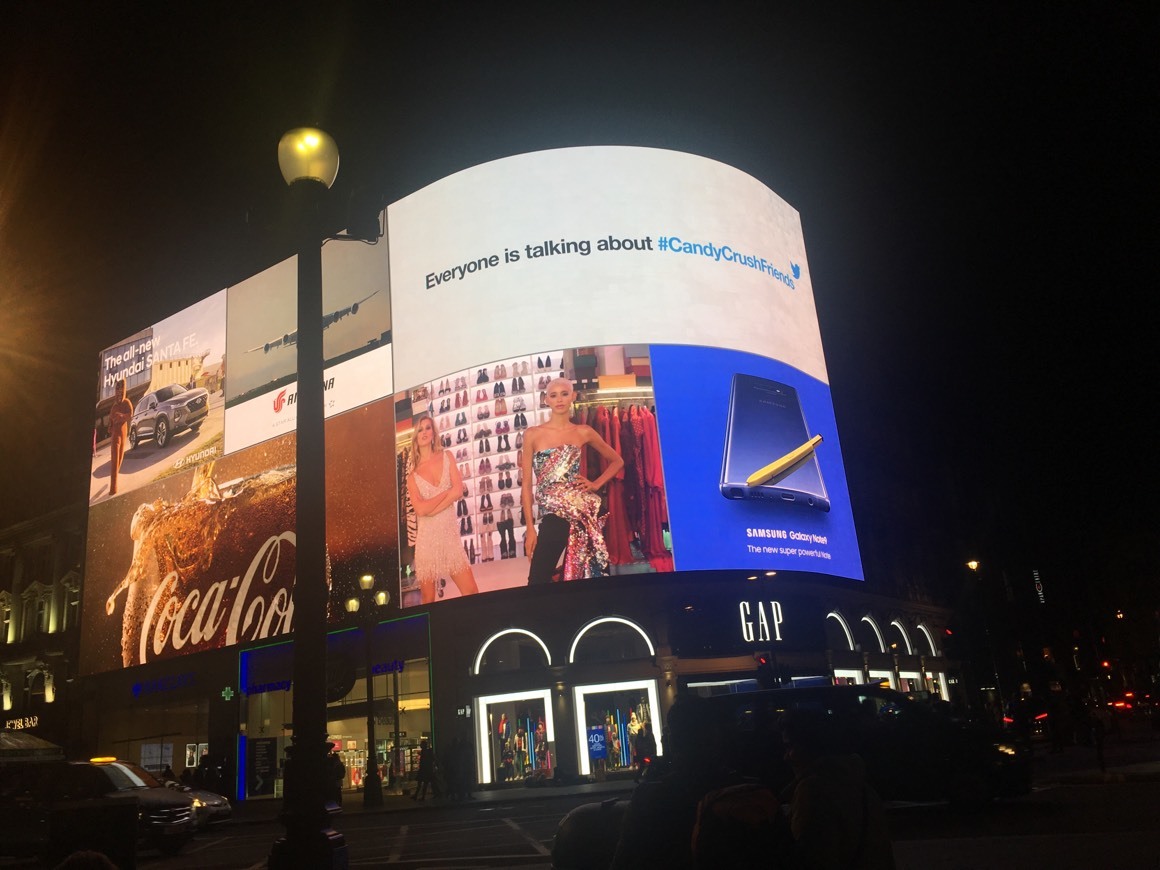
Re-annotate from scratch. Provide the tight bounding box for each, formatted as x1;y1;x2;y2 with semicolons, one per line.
137;532;297;665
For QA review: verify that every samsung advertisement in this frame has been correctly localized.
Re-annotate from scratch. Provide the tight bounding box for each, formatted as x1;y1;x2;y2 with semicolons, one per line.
81;146;863;676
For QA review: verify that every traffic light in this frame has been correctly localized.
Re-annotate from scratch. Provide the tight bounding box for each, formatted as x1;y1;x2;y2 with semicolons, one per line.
942;626;961;659
755;652;776;689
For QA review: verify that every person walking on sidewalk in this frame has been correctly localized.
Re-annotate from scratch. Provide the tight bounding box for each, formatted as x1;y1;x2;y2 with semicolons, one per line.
414;739;440;800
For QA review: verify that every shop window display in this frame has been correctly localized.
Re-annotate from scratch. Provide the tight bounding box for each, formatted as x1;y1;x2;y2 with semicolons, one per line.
487;700;552;783
584;691;653;773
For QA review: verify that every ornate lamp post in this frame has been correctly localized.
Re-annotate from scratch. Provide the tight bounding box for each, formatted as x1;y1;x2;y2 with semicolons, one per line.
344;573;390;807
268;127;347;869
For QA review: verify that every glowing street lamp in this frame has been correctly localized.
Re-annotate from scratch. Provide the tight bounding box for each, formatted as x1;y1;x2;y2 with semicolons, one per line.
268;127;347;870
344;573;390;807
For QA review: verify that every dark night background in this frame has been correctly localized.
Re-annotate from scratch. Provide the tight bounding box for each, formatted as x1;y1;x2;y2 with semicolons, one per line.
2;3;1157;644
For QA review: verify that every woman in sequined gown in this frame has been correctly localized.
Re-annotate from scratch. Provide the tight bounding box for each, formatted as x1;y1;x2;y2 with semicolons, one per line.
406;415;479;603
522;378;624;583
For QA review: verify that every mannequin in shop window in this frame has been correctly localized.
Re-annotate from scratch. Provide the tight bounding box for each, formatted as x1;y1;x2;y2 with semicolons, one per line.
535;718;548;770
406;415;479;603
522;378;623;584
514;726;528;775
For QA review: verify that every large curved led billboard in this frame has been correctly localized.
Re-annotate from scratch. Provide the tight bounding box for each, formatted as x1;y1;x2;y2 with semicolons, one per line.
80;146;862;676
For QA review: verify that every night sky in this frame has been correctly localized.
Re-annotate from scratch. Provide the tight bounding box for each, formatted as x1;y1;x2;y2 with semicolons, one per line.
2;3;1157;621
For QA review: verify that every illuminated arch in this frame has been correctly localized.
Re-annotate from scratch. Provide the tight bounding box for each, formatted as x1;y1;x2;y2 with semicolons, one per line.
860;616;886;653
889;619;914;655
472;628;552;675
568;616;655;664
917;623;940;657
826;611;855;651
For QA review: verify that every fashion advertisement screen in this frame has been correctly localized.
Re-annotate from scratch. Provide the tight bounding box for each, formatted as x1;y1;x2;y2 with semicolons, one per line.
81;145;862;674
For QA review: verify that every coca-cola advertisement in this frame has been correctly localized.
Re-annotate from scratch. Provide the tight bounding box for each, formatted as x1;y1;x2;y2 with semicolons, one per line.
80;398;399;677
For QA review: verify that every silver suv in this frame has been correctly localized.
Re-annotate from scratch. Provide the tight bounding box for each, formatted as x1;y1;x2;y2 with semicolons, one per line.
129;383;209;449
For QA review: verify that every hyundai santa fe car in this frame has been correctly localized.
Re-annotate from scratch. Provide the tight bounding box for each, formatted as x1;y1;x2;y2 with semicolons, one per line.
129;383;209;449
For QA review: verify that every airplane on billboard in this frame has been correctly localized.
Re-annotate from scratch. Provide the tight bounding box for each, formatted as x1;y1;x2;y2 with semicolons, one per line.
245;290;381;353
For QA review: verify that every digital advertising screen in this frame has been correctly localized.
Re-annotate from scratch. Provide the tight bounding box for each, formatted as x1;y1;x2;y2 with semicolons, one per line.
90;290;227;506
80;399;398;676
222;241;393;454
387;147;863;608
81;145;863;675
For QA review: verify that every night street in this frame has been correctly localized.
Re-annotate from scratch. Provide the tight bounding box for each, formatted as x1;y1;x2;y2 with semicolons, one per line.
126;779;1160;870
90;726;1158;870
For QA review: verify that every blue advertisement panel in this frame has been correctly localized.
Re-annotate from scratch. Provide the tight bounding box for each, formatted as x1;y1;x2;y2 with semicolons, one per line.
651;345;860;579
587;725;608;761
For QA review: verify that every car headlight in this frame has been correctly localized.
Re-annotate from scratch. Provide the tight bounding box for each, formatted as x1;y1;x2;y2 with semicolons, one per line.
994;743;1018;756
192;798;205;808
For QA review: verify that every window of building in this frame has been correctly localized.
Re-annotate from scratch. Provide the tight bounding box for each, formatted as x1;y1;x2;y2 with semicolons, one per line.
474;629;552;674
0;591;13;644
61;571;82;632
568;617;654;664
21;582;52;636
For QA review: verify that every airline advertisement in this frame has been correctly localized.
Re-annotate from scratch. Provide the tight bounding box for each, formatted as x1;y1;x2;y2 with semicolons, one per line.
81;145;863;675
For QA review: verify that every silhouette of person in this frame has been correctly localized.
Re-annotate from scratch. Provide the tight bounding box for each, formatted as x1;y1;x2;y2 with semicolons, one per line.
633;721;657;782
612;695;770;870
414;738;438;800
781;707;895;870
327;750;345;806
108;379;133;496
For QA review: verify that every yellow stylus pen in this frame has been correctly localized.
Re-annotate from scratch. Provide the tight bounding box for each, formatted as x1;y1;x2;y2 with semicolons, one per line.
746;434;823;487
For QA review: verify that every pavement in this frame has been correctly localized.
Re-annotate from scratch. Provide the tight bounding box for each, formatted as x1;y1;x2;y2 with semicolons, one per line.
229;720;1160;828
1029;718;1160;785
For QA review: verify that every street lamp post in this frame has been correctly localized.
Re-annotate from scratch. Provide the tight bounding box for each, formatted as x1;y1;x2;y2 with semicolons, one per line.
269;127;347;870
966;560;1005;707
344;574;389;807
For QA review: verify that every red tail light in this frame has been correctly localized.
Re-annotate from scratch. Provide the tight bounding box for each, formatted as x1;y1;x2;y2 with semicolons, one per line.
1034;712;1048;720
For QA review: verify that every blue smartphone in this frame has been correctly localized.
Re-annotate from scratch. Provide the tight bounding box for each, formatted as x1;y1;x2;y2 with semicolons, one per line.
719;373;830;511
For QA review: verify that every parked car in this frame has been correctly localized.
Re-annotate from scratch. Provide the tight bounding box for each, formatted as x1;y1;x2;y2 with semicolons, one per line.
129;383;209;449
1004;695;1050;740
78;759;196;853
0;757;195;862
552;685;1032;870
165;778;232;829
